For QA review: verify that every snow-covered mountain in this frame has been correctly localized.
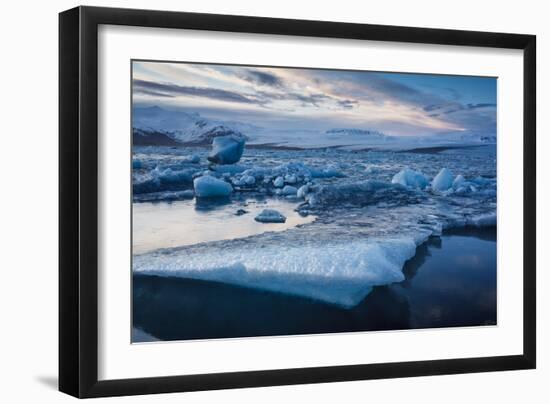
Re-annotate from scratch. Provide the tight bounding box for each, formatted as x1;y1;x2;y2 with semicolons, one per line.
133;106;250;145
133;106;496;150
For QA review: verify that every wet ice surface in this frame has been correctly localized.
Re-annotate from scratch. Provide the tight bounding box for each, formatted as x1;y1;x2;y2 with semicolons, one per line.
132;144;496;307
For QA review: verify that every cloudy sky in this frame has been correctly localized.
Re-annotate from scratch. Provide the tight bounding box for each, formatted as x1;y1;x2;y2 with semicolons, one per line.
132;61;497;137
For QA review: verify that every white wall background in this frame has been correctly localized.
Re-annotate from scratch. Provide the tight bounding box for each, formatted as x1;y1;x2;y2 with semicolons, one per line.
0;0;546;402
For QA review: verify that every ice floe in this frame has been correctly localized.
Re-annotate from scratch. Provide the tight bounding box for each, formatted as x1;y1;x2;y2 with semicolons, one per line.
133;236;421;307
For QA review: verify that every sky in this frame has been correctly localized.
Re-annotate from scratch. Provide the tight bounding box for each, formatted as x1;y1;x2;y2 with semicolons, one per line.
132;61;497;137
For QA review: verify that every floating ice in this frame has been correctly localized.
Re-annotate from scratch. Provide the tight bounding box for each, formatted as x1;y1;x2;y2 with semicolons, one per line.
133;166;196;194
233;174;256;186
273;176;284;188
305;181;421;209
452;174;466;189
281;185;298;196
211;164;247;175
187;154;200;164
284;174;297;184
297;184;309;199
432;168;454;192
365;165;380;174
133;237;420;307
391;169;428;189
133;189;195;202
310;167;344;178
243;175;256;185
254;209;287;223
467;212;497;227
207;134;246;164
193;175;233;198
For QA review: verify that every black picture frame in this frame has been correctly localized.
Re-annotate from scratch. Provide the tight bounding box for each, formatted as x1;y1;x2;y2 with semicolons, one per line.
59;6;536;398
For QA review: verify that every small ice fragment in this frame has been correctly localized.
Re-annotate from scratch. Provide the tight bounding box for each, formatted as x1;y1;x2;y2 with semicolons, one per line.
187;154;200;164
297;184;309;199
364;165;379;174
254;209;287;223
207;135;245;164
391;169;428;189
432;168;454;192
467;212;497;227
240;175;255;185
284;174;297;184
452;174;465;190
193;175;233;197
273;176;284;188
281;185;298;196
235;209;248;216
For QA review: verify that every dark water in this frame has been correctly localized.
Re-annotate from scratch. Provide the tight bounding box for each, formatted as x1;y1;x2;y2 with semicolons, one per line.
132;228;496;342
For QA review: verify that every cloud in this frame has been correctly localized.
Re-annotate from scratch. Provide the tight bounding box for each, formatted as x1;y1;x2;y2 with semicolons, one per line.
466;103;496;110
337;99;359;109
133;62;496;136
133;79;258;104
423;101;496;115
241;69;284;87
135;89;175;98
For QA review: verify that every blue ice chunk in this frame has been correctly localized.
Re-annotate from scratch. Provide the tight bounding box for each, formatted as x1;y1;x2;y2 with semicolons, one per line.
207;135;245;164
193;175;233;198
431;168;454;192
391;168;428;189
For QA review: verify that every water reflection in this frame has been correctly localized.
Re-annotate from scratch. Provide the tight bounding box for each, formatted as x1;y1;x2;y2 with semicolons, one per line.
193;196;232;212
133;197;316;254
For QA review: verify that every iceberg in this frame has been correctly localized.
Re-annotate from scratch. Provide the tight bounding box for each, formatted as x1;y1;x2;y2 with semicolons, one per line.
391;169;428;189
432;168;454;192
254;209;287;223
207;134;246;164
193;175;233;198
452;174;466;189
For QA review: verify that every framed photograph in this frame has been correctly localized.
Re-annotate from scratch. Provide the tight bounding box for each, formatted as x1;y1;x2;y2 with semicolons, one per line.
59;6;536;398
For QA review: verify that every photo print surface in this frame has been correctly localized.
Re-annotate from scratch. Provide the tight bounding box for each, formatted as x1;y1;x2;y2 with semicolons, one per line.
131;60;497;343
